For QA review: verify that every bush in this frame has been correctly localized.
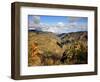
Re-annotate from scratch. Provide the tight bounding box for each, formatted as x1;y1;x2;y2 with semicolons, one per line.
61;41;87;64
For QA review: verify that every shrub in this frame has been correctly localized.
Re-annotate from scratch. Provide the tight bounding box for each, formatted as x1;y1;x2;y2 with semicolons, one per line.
61;41;87;64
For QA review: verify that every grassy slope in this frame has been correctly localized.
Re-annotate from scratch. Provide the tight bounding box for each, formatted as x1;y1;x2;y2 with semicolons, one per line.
28;31;88;66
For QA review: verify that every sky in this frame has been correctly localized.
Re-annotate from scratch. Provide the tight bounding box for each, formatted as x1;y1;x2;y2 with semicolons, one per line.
28;15;88;34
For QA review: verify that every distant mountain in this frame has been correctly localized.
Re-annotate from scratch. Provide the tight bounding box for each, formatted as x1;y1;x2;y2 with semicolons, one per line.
28;30;87;48
58;31;87;39
58;31;87;45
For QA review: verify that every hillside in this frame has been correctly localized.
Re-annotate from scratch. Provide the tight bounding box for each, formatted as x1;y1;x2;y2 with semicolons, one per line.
28;31;88;66
59;31;87;45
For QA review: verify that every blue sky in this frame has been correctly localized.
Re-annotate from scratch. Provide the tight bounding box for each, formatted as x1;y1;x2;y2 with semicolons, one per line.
28;15;88;33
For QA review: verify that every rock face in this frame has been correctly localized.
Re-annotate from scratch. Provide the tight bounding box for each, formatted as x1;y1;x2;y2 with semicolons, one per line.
28;31;88;66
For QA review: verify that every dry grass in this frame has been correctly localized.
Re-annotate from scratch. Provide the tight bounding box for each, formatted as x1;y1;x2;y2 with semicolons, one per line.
28;31;88;66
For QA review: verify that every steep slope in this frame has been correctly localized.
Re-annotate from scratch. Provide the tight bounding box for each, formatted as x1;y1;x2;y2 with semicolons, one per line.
28;31;64;66
59;31;88;64
28;31;88;66
59;31;87;45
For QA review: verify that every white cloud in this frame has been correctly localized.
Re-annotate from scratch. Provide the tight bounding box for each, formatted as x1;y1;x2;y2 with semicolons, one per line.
68;17;81;23
34;16;40;20
57;22;65;27
28;16;87;33
33;16;40;24
29;22;87;33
